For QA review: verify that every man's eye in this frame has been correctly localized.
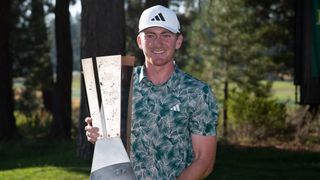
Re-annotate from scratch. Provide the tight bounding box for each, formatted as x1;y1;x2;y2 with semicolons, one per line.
162;33;172;38
145;34;155;39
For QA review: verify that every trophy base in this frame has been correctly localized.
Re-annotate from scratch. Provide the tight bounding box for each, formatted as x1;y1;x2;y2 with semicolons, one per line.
90;138;136;180
90;162;136;180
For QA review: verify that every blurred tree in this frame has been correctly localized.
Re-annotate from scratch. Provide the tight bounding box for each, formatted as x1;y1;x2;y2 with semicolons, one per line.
170;1;199;69
243;0;295;79
30;0;54;113
7;0;55;138
71;13;81;71
10;0;33;78
185;0;274;136
10;0;35;119
77;0;126;159
125;0;144;64
50;0;73;139
0;0;19;140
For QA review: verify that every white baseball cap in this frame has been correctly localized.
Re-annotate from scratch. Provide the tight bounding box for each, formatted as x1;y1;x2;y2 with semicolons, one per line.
138;5;180;34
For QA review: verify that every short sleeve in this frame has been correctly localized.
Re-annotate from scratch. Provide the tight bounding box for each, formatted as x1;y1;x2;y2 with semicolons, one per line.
188;85;218;136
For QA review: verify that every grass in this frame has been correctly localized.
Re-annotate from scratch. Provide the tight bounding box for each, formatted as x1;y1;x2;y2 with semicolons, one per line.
72;71;81;101
0;139;319;180
271;80;296;104
207;143;320;180
0;139;91;180
0;166;88;180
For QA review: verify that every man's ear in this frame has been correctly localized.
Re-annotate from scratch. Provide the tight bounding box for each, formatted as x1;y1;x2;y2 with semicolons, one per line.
136;34;143;50
175;34;183;50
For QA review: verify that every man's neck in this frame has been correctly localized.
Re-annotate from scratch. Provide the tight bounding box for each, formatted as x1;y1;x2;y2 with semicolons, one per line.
145;61;174;85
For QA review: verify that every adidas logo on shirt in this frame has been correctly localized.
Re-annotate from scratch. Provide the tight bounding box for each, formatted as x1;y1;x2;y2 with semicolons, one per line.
151;13;166;21
170;104;180;112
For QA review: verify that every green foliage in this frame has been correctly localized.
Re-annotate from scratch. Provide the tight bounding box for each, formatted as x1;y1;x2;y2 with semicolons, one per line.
11;0;53;79
10;0;54;115
8;0;57;139
182;0;297;139
229;90;288;140
185;0;275;98
243;0;295;78
125;0;145;65
13;78;51;138
15;109;52;138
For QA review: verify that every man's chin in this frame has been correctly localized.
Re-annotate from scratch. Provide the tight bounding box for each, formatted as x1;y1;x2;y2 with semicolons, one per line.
150;60;173;67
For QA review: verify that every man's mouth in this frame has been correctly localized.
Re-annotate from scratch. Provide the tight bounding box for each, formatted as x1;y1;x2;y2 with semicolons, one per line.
152;49;165;54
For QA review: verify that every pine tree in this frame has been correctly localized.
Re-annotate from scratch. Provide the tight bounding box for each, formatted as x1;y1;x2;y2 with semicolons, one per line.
30;0;54;113
186;0;274;136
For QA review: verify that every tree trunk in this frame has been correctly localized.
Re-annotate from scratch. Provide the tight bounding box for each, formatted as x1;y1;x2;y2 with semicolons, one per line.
222;46;229;137
223;79;228;137
0;0;19;140
77;0;125;159
50;0;73;139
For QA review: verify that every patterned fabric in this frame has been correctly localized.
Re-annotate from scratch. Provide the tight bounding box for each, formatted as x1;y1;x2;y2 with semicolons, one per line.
131;65;218;179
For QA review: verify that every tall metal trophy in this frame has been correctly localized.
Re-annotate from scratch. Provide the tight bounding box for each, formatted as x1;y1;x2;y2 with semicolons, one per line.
81;55;136;180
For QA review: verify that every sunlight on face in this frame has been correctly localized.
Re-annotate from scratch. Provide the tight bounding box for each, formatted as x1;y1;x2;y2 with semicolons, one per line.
137;27;183;68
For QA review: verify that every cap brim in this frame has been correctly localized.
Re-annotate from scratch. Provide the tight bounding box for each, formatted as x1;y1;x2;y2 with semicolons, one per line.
139;25;179;34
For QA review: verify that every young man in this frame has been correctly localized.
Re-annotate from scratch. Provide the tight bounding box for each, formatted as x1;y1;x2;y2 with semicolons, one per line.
85;5;218;179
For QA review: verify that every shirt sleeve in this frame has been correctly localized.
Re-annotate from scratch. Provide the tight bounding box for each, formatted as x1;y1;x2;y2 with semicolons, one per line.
188;85;218;136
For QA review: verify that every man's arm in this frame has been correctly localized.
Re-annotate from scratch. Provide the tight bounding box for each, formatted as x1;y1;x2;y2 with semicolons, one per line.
177;134;217;180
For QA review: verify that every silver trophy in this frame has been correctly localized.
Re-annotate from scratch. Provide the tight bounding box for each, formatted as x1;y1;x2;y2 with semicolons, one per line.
82;55;136;180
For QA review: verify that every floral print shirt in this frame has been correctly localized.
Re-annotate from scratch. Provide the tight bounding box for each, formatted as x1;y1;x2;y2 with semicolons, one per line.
131;65;218;180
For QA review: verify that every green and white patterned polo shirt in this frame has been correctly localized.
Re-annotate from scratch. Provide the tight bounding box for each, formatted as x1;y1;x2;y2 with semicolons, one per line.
131;65;218;180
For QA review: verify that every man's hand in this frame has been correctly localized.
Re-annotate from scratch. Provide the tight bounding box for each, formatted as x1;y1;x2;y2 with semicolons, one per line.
85;117;100;144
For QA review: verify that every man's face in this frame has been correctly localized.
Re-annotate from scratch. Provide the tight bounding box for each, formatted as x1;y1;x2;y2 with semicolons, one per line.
137;27;183;67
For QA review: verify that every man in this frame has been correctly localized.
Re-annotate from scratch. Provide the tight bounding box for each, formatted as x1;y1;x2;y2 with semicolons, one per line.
85;5;218;179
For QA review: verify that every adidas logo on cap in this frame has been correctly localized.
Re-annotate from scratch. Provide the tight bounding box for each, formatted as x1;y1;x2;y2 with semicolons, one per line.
151;13;166;21
139;5;180;33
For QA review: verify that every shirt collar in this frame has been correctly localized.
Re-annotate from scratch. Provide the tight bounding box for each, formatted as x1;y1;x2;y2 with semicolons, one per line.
138;65;148;83
138;63;180;88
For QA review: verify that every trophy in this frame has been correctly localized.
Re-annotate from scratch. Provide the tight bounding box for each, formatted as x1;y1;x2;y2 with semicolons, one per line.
81;55;136;180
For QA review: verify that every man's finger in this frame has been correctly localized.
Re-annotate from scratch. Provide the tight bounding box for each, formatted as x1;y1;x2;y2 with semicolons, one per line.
87;136;97;144
85;117;93;126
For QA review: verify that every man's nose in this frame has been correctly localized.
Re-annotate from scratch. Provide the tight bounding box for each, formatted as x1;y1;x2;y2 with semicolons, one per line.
153;35;164;45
